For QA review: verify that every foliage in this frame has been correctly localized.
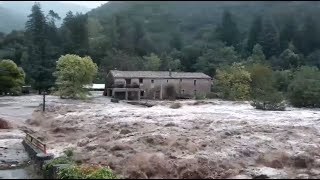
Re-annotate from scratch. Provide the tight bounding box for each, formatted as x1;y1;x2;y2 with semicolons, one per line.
1;1;320;107
216;10;240;47
288;66;320;107
278;48;301;69
24;3;57;92
43;156;74;178
248;63;285;110
215;63;251;100
247;16;262;54
273;70;292;92
63;148;74;158
195;93;206;100
247;44;266;64
54;54;98;99
143;53;161;71
258;18;280;59
193;43;239;76
0;59;25;95
58;165;118;179
170;102;182;109
205;92;219;99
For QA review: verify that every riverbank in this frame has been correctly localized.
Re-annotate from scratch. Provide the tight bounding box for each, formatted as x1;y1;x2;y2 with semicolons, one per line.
0;128;41;179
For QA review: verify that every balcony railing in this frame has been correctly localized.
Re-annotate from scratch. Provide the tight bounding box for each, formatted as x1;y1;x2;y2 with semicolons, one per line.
111;83;140;88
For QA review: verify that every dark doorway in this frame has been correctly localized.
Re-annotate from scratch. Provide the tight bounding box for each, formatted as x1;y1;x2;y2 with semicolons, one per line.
125;79;131;85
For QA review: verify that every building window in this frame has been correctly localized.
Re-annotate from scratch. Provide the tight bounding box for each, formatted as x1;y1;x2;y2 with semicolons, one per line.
194;80;196;86
167;80;169;83
125;79;131;85
194;89;197;95
182;90;185;94
139;78;143;83
151;79;154;83
140;91;144;97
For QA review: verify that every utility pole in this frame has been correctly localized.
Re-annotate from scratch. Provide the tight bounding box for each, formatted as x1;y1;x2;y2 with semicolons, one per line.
42;90;46;112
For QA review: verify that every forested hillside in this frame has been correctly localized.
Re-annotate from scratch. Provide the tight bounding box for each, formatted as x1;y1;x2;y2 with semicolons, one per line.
0;1;89;33
0;1;319;107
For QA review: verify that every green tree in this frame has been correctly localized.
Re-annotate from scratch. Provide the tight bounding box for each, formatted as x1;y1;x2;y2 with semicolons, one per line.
247;44;266;64
54;54;98;99
24;2;54;92
295;15;320;55
61;12;89;56
288;66;320;108
273;70;292;93
0;59;25;95
217;10;240;47
247;63;285;110
247;16;262;54
143;53;161;71
278;48;301;69
258;17;280;59
215;63;251;100
193;44;239;76
279;17;297;52
306;50;320;68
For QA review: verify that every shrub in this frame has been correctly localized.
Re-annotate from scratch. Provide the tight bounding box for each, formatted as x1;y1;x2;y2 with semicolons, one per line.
63;148;74;158
170;102;182;109
195;93;206;100
43;156;74;178
205;92;218;99
288;66;320;108
58;165;118;179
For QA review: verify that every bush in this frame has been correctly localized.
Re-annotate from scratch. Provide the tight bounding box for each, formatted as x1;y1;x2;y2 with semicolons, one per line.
63;148;74;158
205;92;219;99
288;66;320;108
43;156;74;178
58;165;118;179
251;101;286;111
195;93;206;100
170;102;182;109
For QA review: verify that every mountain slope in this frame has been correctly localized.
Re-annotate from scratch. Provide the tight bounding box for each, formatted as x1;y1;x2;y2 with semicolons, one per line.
0;7;26;33
0;1;90;33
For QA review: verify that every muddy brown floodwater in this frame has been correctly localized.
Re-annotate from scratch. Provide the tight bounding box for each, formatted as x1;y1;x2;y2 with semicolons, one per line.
3;93;320;179
0;94;61;179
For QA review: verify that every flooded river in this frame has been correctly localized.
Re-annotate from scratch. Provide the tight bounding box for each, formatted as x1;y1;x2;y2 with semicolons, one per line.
0;94;58;179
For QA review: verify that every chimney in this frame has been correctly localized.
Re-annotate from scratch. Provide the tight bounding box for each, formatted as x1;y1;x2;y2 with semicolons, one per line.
169;69;172;77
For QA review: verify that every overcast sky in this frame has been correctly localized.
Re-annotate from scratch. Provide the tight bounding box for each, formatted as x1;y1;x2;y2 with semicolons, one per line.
60;1;108;8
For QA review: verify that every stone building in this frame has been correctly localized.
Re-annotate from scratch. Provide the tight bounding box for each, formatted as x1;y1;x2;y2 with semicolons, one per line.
104;70;212;100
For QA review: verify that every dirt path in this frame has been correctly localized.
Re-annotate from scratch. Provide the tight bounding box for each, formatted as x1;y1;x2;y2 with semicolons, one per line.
24;96;320;179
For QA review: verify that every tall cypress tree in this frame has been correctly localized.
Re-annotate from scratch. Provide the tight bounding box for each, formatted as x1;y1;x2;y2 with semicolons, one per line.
25;2;53;92
279;17;297;52
247;16;262;54
295;15;320;55
258;17;280;59
217;10;240;47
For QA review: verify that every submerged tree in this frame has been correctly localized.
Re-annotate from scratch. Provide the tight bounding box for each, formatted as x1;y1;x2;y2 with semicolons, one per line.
54;54;98;99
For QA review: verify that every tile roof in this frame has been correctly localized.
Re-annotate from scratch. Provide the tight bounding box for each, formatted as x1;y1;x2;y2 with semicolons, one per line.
109;70;211;79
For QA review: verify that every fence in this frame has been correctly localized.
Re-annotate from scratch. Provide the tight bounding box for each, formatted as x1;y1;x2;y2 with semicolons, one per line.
25;133;47;154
